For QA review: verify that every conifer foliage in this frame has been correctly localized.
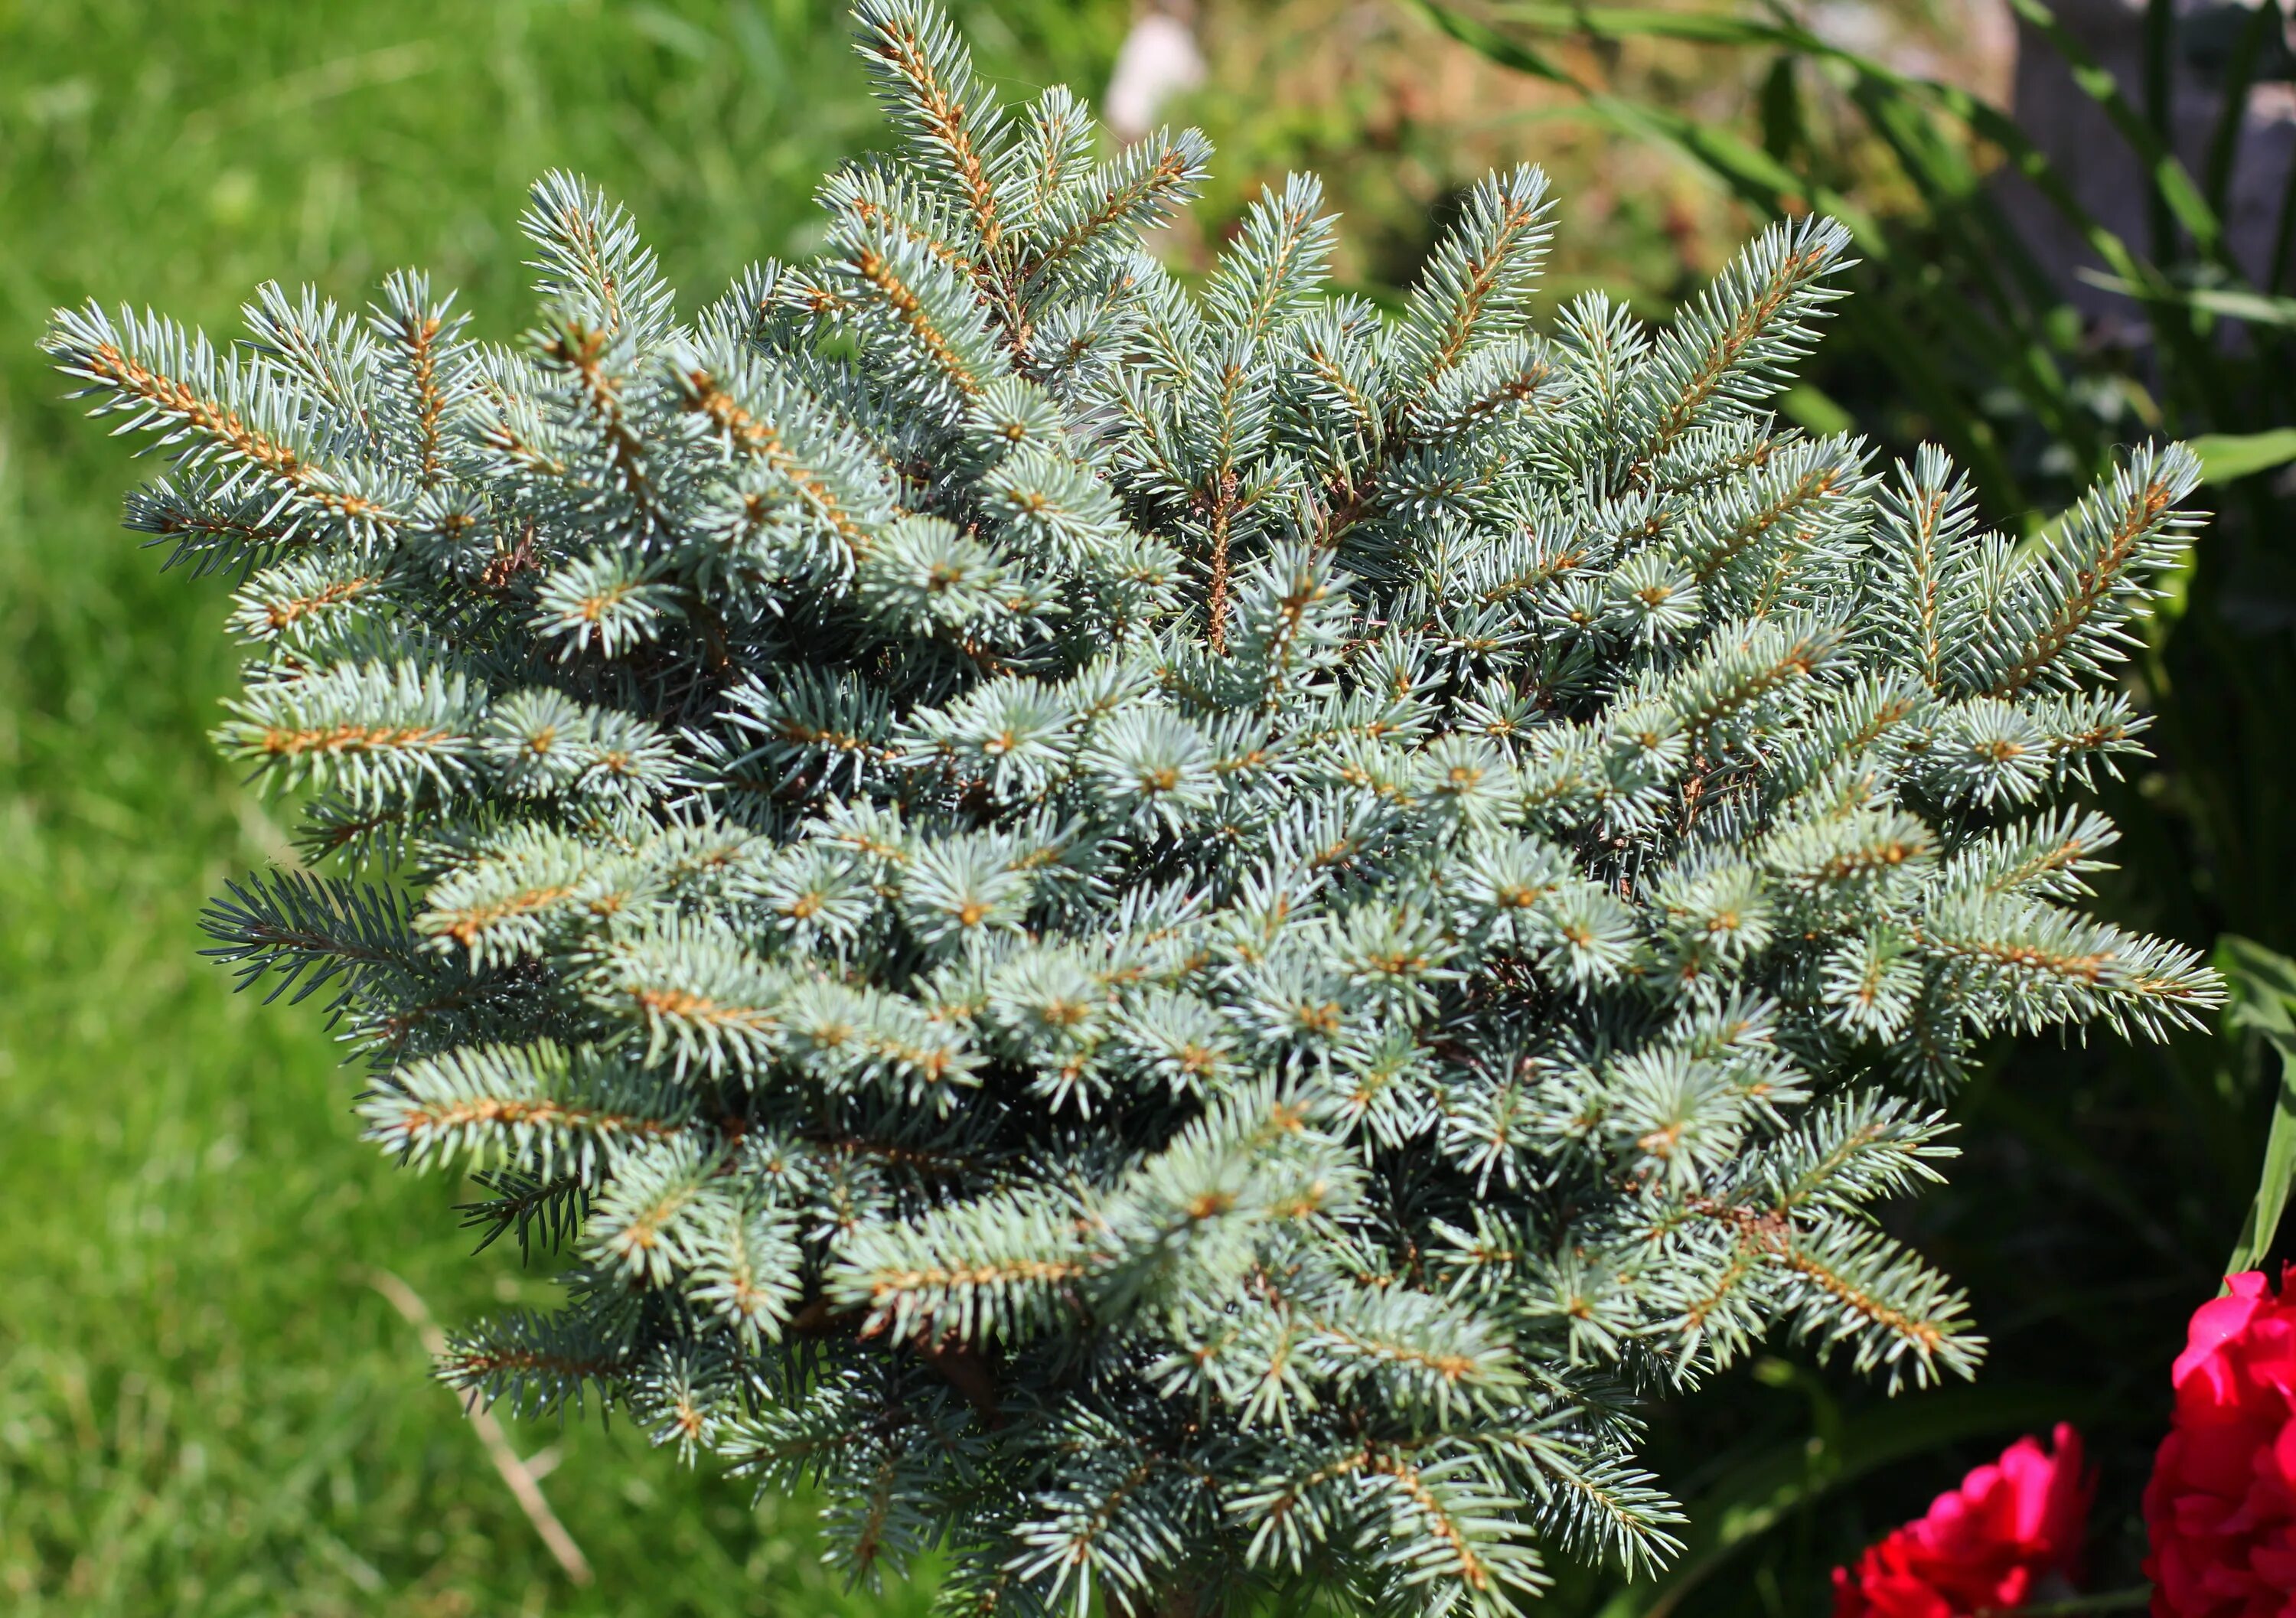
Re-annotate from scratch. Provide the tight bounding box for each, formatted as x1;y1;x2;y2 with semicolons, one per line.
47;5;2223;1611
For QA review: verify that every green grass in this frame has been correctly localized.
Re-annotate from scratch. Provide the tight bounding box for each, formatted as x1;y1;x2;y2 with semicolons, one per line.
0;3;1120;1611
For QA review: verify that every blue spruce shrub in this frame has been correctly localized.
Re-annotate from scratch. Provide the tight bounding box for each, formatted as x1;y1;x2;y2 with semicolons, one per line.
49;4;2220;1611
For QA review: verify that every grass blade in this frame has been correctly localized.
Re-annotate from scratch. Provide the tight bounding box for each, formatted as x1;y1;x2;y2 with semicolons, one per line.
2220;936;2296;1274
2188;427;2296;483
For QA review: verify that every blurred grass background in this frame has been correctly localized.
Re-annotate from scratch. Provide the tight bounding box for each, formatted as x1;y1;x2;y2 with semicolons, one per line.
5;0;2291;1613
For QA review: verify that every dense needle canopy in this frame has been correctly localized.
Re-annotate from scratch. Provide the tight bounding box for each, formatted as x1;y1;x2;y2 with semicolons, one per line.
46;4;2220;1612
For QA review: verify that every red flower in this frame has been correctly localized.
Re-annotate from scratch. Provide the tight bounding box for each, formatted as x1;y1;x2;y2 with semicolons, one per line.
2143;1267;2296;1618
1833;1425;2092;1618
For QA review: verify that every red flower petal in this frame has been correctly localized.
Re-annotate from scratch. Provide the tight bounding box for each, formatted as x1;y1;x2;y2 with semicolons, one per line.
2144;1268;2296;1618
1834;1427;2092;1617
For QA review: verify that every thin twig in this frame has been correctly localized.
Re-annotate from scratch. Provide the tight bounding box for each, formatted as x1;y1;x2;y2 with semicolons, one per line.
364;1267;594;1585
